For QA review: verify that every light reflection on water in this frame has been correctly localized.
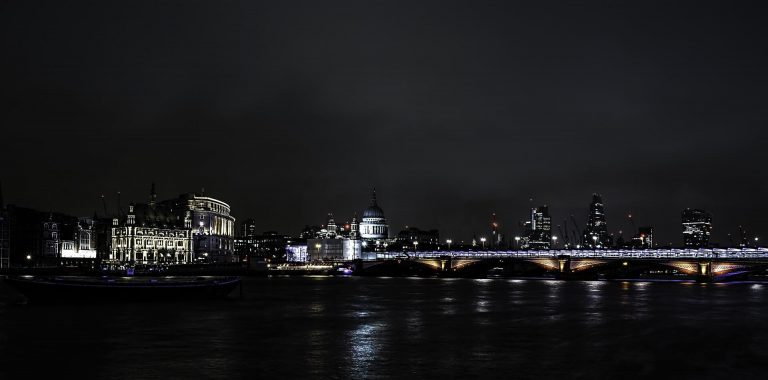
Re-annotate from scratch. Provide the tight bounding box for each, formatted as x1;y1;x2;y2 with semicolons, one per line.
2;277;768;379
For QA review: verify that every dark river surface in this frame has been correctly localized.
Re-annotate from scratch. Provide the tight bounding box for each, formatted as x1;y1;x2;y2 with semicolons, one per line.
2;276;768;379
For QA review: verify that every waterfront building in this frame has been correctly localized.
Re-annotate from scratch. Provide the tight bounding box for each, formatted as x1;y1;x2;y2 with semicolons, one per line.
582;193;612;248
187;192;236;262
110;185;235;264
285;242;308;262
307;238;362;261
2;204;96;267
359;188;389;242
111;202;194;263
395;226;440;250
682;208;712;248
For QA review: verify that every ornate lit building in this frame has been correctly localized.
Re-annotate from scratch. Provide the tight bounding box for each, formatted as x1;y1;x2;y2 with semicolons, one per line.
111;185;235;264
186;192;236;262
111;201;194;263
359;188;388;241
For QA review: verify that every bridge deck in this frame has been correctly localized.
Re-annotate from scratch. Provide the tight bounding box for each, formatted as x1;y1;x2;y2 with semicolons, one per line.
372;248;768;261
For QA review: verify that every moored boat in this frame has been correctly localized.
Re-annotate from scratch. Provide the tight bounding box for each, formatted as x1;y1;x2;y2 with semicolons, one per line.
2;275;242;303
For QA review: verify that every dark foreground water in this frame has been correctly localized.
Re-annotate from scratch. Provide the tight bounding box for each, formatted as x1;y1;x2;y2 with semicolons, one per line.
2;276;768;379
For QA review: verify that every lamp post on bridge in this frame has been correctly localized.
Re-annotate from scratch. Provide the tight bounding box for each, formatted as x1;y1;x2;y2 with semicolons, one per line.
446;239;452;251
480;237;486;250
514;236;520;250
552;236;558;249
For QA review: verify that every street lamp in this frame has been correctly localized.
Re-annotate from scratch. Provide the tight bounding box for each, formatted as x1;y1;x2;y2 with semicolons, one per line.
480;237;486;249
592;235;598;248
413;241;419;252
552;235;558;248
514;236;520;250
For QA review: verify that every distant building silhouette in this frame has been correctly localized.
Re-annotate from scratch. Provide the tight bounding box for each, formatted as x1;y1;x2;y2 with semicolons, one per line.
395;226;440;250
522;206;551;249
628;226;654;248
490;213;504;247
582;193;612;248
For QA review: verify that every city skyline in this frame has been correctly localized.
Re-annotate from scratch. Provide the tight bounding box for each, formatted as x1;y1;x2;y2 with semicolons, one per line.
1;181;761;248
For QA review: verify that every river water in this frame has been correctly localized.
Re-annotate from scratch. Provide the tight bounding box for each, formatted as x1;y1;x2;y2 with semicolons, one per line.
1;276;767;379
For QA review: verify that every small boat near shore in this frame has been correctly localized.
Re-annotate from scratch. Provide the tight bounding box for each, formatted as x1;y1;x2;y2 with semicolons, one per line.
2;275;242;303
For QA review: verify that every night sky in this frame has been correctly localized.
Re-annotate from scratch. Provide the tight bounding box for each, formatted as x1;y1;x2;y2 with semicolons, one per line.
2;1;767;246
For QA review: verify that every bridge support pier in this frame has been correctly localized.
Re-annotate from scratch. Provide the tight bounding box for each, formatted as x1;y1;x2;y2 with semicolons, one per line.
439;257;452;273
352;259;364;275
558;255;572;274
696;260;714;283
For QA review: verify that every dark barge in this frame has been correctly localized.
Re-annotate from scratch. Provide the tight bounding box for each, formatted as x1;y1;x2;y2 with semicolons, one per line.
2;275;242;303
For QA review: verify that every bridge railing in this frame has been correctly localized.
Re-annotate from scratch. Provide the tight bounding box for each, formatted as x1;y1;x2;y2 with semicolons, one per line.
372;248;768;260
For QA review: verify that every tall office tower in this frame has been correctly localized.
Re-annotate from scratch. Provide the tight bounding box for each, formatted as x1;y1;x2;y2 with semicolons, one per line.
582;193;612;248
527;206;552;249
682;208;712;248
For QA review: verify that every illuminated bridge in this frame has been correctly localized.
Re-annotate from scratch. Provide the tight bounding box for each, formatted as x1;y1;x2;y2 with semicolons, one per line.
355;248;768;282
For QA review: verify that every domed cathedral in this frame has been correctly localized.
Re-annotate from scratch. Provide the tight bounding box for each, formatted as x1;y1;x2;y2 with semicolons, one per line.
359;188;389;240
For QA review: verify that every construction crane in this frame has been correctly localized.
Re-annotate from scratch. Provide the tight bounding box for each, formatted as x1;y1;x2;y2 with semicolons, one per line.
562;219;571;247
558;224;567;248
569;214;582;245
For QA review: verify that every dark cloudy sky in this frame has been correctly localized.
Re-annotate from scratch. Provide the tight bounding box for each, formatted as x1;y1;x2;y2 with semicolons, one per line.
2;0;767;246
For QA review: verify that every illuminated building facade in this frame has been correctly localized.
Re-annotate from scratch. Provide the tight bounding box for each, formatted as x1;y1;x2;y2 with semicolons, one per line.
111;185;235;263
111;202;194;263
286;242;308;262
307;238;362;261
187;193;236;262
60;217;98;260
682;208;712;248
582;193;612;248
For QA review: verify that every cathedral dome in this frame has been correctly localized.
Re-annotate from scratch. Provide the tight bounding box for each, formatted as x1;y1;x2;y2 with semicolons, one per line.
363;204;385;219
360;188;388;240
